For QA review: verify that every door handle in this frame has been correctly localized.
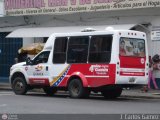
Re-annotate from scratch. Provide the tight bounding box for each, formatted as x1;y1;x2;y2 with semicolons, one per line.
46;66;48;71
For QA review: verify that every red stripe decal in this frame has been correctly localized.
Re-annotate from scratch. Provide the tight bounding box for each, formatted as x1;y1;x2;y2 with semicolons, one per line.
29;78;49;85
120;72;145;76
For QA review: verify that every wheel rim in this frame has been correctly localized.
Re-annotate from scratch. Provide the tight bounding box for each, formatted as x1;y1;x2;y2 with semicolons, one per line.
14;81;24;92
71;83;80;95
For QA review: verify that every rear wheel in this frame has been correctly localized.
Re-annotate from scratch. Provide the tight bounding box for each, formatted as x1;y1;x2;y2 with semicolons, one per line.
43;87;57;96
68;79;90;98
101;86;122;99
12;77;28;95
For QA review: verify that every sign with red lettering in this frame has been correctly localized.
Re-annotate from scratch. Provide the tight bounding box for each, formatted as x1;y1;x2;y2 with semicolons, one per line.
4;0;160;16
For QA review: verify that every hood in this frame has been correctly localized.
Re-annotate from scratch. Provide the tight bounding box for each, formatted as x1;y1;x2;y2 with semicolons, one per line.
11;62;26;68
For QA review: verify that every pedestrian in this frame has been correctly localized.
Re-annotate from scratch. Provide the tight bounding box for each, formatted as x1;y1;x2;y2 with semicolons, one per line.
148;54;159;90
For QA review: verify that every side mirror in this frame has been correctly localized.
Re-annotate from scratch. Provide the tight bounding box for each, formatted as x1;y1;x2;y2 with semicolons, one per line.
26;57;33;65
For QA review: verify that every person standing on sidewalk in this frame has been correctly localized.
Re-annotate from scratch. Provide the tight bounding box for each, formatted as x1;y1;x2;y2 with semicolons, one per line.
148;54;159;90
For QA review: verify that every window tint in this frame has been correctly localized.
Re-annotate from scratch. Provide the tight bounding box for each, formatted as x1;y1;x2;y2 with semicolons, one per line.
53;37;68;63
67;36;89;63
89;35;112;63
33;51;50;65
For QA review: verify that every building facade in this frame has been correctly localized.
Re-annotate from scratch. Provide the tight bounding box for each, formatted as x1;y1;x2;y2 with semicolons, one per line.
0;0;160;86
0;0;4;17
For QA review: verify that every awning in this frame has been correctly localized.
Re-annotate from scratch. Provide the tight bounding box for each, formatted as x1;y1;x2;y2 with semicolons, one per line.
7;24;137;38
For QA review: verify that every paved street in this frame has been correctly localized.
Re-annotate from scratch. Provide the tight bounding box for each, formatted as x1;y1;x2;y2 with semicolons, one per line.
0;90;160;114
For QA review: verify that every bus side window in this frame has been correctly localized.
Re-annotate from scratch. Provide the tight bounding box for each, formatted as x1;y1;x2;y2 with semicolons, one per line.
89;35;112;63
53;37;68;64
67;36;89;63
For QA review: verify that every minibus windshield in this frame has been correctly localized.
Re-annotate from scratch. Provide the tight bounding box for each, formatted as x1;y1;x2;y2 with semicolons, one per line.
119;37;145;57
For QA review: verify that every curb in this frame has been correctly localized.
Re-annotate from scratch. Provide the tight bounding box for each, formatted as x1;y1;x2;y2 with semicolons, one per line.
0;83;12;91
121;95;160;99
0;87;12;91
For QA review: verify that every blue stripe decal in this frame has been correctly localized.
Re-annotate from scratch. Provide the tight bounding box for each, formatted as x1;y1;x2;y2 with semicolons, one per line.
52;66;70;87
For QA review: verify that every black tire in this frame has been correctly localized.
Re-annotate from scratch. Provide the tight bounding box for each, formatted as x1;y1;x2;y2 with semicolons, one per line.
43;87;57;96
101;87;122;99
68;79;90;98
12;77;28;95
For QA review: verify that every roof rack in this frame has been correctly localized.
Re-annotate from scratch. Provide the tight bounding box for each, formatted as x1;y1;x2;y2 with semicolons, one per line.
81;28;96;32
105;27;114;31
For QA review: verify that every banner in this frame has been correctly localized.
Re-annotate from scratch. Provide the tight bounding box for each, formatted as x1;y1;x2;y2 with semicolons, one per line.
4;0;160;16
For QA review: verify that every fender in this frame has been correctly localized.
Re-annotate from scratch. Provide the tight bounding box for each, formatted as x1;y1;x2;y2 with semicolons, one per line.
10;68;29;84
68;72;89;87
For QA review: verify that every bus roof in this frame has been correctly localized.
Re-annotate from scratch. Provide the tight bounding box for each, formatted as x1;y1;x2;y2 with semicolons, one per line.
43;29;146;51
51;29;145;37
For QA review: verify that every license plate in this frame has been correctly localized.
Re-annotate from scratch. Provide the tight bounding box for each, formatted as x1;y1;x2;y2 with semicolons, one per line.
129;77;136;83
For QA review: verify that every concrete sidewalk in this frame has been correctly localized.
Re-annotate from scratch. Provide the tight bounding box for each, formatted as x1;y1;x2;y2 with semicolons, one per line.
0;83;160;99
122;89;160;99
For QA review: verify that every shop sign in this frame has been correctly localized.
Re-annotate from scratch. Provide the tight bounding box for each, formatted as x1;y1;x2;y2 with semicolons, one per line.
4;0;160;16
151;26;160;41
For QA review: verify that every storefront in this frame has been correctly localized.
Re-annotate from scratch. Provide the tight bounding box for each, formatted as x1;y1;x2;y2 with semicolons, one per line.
0;0;22;82
1;0;160;86
3;0;160;55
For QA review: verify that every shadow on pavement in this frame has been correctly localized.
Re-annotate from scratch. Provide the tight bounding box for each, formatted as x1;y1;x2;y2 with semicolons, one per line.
23;91;151;102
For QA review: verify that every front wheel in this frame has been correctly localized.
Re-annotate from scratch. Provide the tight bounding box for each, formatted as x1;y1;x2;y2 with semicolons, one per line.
12;77;28;95
101;87;122;99
68;79;90;98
